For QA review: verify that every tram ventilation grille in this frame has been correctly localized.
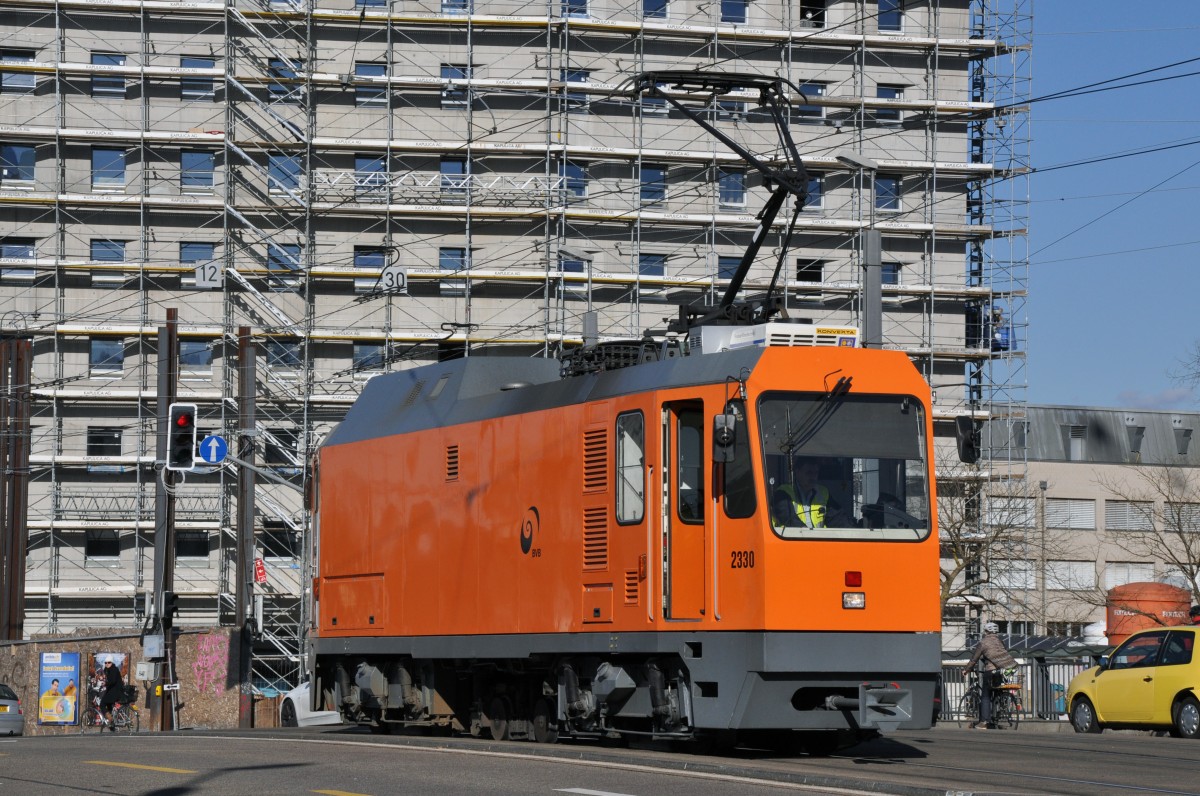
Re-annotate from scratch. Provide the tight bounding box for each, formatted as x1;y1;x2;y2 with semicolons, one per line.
624;570;639;605
445;445;459;481
582;428;608;492
583;506;608;570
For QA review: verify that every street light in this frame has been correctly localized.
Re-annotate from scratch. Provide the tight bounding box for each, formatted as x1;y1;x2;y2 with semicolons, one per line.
836;152;881;348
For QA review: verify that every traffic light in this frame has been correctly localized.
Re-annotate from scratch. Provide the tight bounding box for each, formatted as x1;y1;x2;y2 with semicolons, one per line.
160;590;178;620
166;403;198;471
955;415;980;464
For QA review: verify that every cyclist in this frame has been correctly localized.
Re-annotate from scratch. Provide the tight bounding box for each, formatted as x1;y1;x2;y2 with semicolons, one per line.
965;621;1016;730
98;657;125;731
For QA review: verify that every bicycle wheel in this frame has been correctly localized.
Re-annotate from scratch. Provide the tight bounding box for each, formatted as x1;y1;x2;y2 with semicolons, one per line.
113;705;138;734
80;707;104;733
956;689;980;729
996;691;1020;730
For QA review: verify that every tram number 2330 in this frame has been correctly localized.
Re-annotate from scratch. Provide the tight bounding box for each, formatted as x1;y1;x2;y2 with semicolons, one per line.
729;550;756;569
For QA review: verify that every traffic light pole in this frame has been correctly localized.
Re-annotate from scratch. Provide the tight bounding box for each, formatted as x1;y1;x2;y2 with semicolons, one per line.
152;309;179;731
236;326;256;729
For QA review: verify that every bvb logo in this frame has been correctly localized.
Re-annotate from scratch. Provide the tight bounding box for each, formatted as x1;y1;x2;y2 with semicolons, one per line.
520;506;539;555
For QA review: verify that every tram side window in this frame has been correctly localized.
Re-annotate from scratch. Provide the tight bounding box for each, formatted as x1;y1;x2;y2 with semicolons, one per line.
722;400;756;519
615;411;645;524
677;408;704;523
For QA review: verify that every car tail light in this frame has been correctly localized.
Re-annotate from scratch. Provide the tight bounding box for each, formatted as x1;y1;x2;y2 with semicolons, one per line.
845;571;862;587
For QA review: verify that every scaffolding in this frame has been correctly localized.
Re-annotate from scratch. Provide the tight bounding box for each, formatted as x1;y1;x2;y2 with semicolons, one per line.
0;0;1030;692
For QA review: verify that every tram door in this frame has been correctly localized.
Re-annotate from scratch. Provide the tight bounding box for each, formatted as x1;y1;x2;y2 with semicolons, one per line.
662;401;706;620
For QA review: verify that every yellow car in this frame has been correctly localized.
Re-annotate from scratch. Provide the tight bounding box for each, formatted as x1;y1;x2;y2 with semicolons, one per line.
1066;625;1199;737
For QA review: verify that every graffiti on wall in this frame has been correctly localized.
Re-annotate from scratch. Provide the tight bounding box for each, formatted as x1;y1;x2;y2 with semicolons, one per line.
192;633;230;697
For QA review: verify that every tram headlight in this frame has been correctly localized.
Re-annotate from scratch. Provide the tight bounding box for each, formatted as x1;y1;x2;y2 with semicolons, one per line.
842;592;866;609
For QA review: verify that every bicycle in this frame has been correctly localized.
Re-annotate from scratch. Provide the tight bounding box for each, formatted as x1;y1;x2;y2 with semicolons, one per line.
80;686;140;734
956;671;1021;730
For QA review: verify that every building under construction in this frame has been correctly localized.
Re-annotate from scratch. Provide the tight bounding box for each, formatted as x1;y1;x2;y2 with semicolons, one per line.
0;0;1031;690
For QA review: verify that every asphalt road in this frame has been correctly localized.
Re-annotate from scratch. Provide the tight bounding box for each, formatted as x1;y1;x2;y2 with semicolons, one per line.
3;723;1199;795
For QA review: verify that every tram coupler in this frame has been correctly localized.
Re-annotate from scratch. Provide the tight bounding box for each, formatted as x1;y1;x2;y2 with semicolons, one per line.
824;683;912;731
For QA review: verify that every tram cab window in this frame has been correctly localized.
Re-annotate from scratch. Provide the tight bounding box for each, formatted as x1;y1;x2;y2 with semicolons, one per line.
757;392;930;541
721;400;756;519
616;411;645;524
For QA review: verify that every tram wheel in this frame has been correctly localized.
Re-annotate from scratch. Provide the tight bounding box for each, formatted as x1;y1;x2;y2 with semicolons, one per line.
532;698;559;744
488;696;510;741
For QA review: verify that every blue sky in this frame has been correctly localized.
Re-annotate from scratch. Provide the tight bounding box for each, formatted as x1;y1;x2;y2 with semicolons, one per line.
1028;3;1200;410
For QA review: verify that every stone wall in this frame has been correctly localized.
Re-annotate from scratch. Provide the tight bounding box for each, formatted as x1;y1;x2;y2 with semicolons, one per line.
0;627;256;735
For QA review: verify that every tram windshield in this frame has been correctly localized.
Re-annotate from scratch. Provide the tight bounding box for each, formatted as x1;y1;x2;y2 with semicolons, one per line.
757;392;930;541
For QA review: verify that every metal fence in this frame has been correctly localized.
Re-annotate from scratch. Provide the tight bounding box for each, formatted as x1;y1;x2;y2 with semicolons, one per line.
940;657;1098;723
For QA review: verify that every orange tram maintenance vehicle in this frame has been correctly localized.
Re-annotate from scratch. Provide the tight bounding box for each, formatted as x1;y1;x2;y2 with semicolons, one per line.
307;321;943;750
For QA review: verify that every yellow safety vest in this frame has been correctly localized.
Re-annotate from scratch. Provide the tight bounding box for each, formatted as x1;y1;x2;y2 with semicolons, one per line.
778;484;830;528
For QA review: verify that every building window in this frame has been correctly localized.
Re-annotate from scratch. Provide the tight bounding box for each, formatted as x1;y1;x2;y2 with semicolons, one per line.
717;168;745;208
720;0;747;23
991;559;1035;591
0;237;36;281
799;1;825;27
180;56;215;100
882;262;901;285
353;343;385;373
994;620;1036;636
355;62;387;106
181;242;217;289
1047;621;1090;638
0;142;35;184
876;84;904;122
715;100;744;120
355;154;386;199
90;239;126;287
440;157;468;199
640;164;666;204
356;0;387;7
180;340;213;374
0;50;36;94
1105;500;1155;532
795;82;825;121
560;161;587;200
268;58;302;102
90;338;124;375
1103;561;1155;590
878;0;903;32
562;0;587;17
267;243;301;291
643;0;667;18
354;246;387;293
85;529;121;566
176;530;211;564
86;426;122;460
875;174;901;211
91;147;126;190
796;259;824;283
1045;561;1096;591
561;69;590;113
267;154;301;194
804;173;824;209
717;256;740;280
263;429;301;471
439;246;467;296
181;150;215;191
260;521;298;561
441;0;469;11
91;52;126;98
639;253;666;278
1045;497;1095;530
440;64;470;109
265;339;302;370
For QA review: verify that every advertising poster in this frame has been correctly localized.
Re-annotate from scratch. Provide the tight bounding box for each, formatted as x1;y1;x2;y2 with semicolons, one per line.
89;652;129;709
38;652;81;725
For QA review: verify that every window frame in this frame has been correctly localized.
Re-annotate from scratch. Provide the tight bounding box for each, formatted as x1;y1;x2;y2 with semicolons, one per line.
90;52;127;98
91;146;127;191
180;56;216;100
440;64;471;109
640;163;667;204
878;0;904;33
353;246;387;294
615;411;646;525
717;168;745;209
266;243;302;291
354;62;387;107
180;149;215;191
0;49;36;94
875;174;901;212
89;337;125;376
720;0;747;24
0;141;35;184
0;237;36;281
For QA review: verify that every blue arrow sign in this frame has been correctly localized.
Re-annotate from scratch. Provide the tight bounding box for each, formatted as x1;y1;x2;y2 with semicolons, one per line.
198;435;228;464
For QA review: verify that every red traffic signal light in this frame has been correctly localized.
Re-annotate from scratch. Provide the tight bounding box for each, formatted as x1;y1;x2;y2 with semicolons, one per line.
166;403;198;471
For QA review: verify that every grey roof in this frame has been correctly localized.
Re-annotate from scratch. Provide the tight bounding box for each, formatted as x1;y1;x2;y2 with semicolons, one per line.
1008;405;1200;466
323;349;766;448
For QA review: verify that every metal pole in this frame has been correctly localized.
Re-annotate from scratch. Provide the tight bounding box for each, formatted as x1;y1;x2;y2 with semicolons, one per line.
8;338;30;643
153;309;178;731
0;338;12;641
236;326;256;728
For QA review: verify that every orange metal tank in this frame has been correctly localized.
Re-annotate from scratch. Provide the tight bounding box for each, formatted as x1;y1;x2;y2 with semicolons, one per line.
1106;582;1191;645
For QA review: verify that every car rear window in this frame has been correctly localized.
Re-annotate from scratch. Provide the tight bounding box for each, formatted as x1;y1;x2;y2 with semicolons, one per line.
0;684;16;700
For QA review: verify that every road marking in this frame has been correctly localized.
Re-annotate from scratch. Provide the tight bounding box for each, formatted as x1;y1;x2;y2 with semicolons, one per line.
313;791;373;796
557;790;638;796
85;760;196;774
